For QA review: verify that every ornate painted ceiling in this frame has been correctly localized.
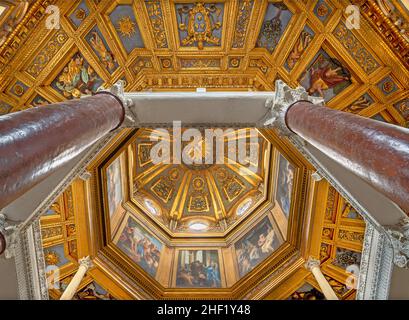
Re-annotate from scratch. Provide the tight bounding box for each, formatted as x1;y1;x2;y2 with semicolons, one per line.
93;128;298;295
0;0;408;124
0;0;407;300
130;128;270;236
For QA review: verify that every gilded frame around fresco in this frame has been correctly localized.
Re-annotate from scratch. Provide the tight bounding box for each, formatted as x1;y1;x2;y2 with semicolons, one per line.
78;127;311;299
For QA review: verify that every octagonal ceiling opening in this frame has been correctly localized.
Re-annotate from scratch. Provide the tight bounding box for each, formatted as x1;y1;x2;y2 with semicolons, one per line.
95;127;306;291
130;128;271;237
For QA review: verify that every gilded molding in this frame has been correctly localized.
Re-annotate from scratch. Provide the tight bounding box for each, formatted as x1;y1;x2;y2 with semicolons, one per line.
232;0;254;49
0;0;58;73
26;29;69;77
333;21;380;74
144;0;168;49
352;0;409;68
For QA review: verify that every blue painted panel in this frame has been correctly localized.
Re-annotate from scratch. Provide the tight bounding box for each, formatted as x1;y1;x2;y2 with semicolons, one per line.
69;1;90;29
110;5;145;54
256;2;292;53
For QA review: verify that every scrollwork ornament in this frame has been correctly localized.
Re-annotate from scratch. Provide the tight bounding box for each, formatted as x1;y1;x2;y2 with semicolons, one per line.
305;256;321;271
79;256;93;270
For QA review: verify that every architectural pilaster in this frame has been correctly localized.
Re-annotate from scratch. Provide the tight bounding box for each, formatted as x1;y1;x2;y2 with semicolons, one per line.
0;214;49;299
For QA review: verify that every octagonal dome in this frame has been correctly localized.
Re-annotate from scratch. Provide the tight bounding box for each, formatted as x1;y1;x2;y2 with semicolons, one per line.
130;128;271;235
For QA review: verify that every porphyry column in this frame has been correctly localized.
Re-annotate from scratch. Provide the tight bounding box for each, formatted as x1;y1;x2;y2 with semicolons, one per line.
285;100;409;215
266;80;409;215
0;92;124;210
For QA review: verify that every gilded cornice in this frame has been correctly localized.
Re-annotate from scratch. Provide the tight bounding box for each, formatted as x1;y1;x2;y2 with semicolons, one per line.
352;0;409;68
0;0;57;73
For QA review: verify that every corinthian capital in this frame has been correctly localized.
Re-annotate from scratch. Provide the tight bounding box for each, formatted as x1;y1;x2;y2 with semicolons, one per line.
305;257;321;271
260;80;324;136
78;256;93;270
97;81;138;127
0;213;19;258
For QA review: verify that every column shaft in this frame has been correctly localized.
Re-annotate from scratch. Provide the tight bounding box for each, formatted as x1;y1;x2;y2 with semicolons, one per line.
0;93;124;209
60;259;90;300
310;266;339;300
286;101;409;214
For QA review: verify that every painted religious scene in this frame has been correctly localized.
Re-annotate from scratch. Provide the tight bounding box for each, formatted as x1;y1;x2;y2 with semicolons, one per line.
3;0;400;300
299;49;352;102
106;157;123;218
285;26;314;70
176;250;222;288
114;214;163;277
275;154;295;218
235;216;281;278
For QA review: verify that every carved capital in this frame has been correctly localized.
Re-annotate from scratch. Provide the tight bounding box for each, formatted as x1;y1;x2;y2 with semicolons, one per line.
218;218;228;231
305;257;321;271
0;214;19;258
260;80;324;136
385;217;409;269
78;256;93;270
97;81;138;128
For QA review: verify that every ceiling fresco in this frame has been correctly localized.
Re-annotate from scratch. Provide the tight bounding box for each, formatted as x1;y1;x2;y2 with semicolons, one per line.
129;128;270;235
1;0;407;299
95;129;293;293
0;0;407;123
40;163;366;299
